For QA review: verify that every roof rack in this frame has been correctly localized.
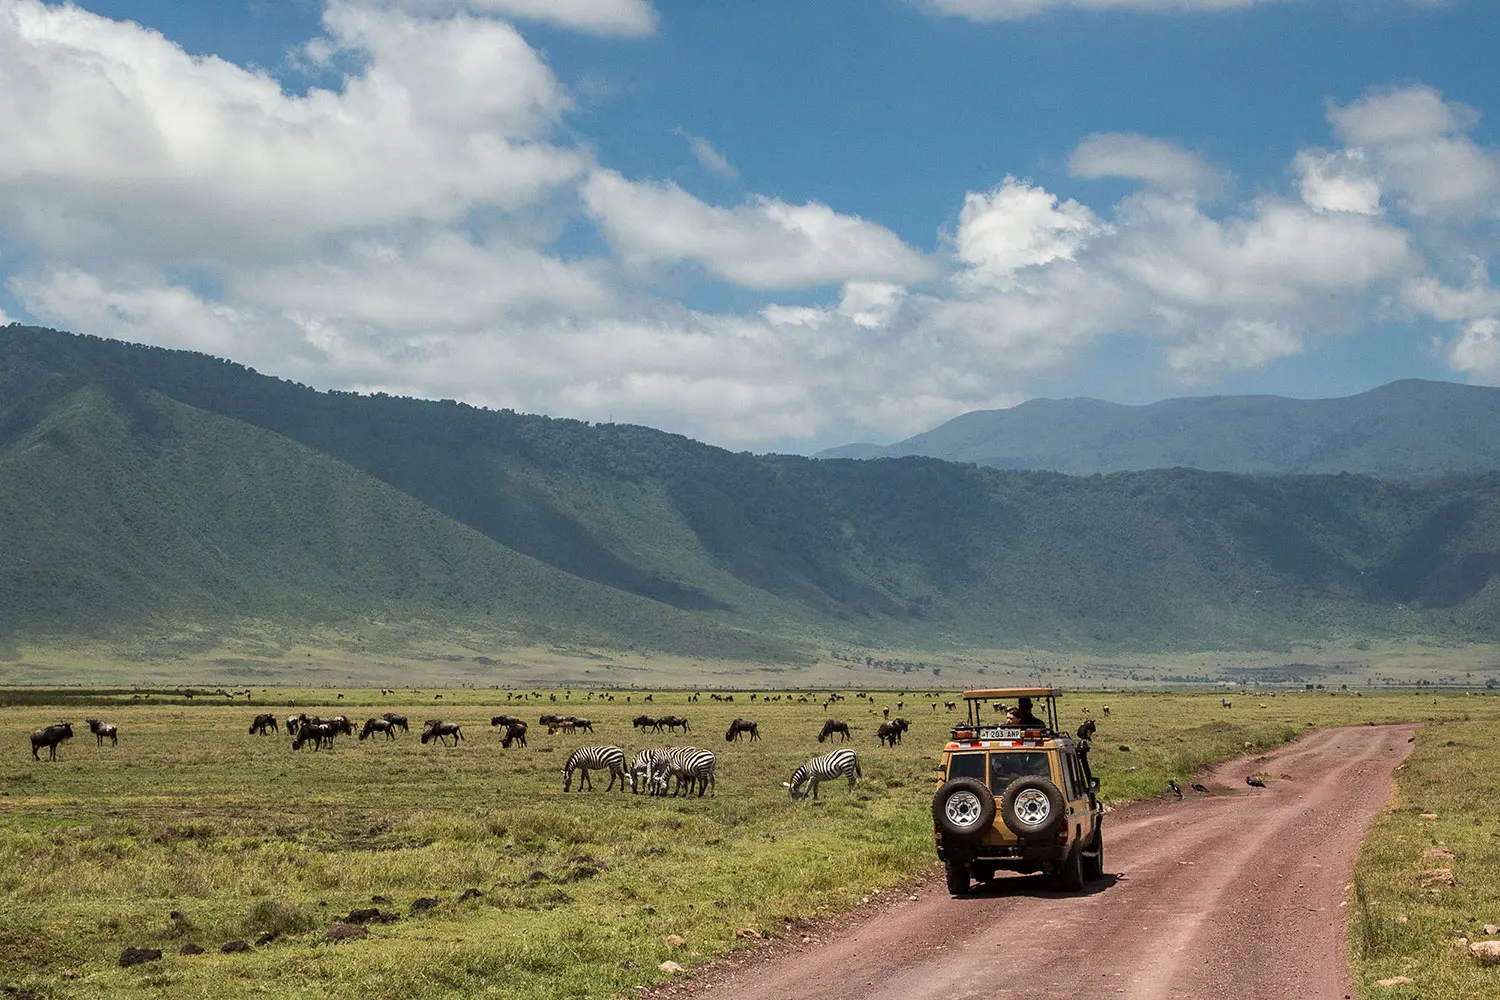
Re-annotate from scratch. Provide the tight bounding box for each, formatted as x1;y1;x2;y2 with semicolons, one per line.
957;687;1062;734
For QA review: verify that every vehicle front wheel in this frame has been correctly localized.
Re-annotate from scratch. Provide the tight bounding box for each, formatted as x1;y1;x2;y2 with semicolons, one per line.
1082;825;1104;881
944;859;971;896
1054;847;1084;892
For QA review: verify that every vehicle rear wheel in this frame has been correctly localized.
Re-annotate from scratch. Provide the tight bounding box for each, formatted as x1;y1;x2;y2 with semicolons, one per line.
1054;847;1084;892
1082;824;1104;881
944;859;970;896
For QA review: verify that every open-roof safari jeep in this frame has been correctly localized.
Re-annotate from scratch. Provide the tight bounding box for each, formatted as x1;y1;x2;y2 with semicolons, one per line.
931;687;1103;894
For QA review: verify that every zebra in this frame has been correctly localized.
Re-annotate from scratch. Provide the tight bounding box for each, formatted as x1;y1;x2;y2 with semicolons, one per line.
785;749;861;800
629;748;676;794
651;746;716;798
563;745;628;792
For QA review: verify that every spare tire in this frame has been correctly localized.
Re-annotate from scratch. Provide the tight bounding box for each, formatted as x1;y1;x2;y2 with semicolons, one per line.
932;778;996;842
1000;775;1066;840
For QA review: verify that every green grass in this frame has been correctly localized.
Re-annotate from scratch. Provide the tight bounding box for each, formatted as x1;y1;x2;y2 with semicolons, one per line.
0;688;1491;999
1350;719;1500;999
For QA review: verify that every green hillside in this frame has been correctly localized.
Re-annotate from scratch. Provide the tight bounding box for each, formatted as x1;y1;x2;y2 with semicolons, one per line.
819;381;1500;477
3;324;1500;663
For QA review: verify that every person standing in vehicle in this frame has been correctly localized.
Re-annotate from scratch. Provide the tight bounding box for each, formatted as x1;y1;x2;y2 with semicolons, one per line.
1007;696;1044;728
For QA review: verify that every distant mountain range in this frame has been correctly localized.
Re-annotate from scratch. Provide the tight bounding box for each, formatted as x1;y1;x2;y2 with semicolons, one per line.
3;325;1499;669
818;381;1500;478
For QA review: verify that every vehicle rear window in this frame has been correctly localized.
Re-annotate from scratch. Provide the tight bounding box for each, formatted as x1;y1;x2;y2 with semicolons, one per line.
990;752;1051;792
948;753;986;781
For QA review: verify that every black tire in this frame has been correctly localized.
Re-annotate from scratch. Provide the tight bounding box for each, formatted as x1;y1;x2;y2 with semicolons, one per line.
1054;847;1084;892
932;779;996;842
1082;823;1104;881
999;775;1066;840
944;859;970;896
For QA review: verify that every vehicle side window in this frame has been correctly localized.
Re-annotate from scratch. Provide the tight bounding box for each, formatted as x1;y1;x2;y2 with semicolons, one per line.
989;751;1050;793
948;753;986;781
1062;752;1083;799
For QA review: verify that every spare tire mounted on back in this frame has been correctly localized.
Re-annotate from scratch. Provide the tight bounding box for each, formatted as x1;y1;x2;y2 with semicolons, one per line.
1000;775;1066;840
931;778;996;841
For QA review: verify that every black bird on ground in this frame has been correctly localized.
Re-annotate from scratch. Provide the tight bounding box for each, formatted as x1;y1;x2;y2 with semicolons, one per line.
1246;775;1267;788
1168;779;1183;798
1191;783;1209;794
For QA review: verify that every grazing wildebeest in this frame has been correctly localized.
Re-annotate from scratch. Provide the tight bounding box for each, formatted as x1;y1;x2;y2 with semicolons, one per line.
658;715;690;734
359;718;397;741
817;719;851;743
87;718;119;746
292;723;335;751
248;713;278;736
501;722;528;748
632;715;662;733
286;714;305;737
382;713;409;733
30;722;74;760
421;721;463;746
725;718;760;742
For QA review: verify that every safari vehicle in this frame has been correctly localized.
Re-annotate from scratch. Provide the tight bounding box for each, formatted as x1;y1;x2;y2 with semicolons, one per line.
931;687;1103;895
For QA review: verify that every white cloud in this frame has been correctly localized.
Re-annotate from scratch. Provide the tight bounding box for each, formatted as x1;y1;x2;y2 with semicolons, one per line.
672;127;738;180
924;0;1293;21
0;0;582;261
1069;133;1229;199
1445;318;1500;380
952;178;1102;289
1325;84;1499;218
580;169;932;290
381;0;657;36
1165;319;1303;378
1293;149;1382;215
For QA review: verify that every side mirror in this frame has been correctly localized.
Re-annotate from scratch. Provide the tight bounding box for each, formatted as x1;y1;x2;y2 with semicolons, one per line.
1088;777;1100;794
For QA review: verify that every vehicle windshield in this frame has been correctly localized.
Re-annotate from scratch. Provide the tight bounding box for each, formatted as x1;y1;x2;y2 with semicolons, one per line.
990;752;1051;791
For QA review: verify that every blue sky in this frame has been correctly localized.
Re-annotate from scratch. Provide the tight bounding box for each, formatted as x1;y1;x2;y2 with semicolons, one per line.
0;0;1496;452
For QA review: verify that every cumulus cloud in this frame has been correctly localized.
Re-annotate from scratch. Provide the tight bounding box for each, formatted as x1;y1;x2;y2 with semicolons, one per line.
1069;133;1229;199
580;169;933;290
1293;149;1383;215
671;127;738;180
1446;318;1500;380
951;178;1102;289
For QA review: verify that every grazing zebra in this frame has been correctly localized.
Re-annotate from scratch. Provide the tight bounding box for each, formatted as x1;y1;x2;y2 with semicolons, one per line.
30;722;74;761
421;721;463;746
87;718;119;746
654;747;716;798
562;745;627;792
817;719;851;743
785;749;861;800
248;713;278;736
629;748;676;794
359;718;397;741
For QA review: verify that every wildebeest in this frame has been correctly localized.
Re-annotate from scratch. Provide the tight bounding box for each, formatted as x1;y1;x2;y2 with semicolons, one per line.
87;718;119;746
632;715;662;733
31;722;74;760
876;718;909;746
501;722;528;748
359;718;397;741
292;723;335;751
725;718;760;742
382;713;409;732
817;719;851;743
1076;719;1097;741
421;721;463;746
249;713;279;736
286;714;304;737
490;715;522;728
658;715;690;734
571;718;595;733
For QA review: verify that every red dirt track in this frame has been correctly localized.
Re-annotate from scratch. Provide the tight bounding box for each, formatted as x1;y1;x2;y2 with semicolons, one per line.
665;724;1416;1000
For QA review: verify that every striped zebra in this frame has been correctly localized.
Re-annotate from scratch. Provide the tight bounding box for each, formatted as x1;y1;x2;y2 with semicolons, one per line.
562;745;628;792
629;748;677;795
785;748;861;800
651;746;716;798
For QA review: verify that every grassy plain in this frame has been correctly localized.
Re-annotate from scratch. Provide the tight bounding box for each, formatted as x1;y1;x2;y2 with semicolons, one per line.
0;687;1491;1000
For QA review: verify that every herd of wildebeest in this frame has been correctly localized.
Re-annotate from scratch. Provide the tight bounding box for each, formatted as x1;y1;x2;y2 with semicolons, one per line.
25;689;930;800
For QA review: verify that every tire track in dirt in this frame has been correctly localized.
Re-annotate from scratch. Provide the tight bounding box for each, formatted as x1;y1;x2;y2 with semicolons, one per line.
660;724;1415;1000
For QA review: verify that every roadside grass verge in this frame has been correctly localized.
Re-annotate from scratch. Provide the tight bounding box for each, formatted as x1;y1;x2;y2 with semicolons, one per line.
0;688;1490;999
1351;720;1500;999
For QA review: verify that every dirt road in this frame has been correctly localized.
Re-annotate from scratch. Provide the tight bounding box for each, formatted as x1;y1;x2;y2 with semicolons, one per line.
665;724;1415;1000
